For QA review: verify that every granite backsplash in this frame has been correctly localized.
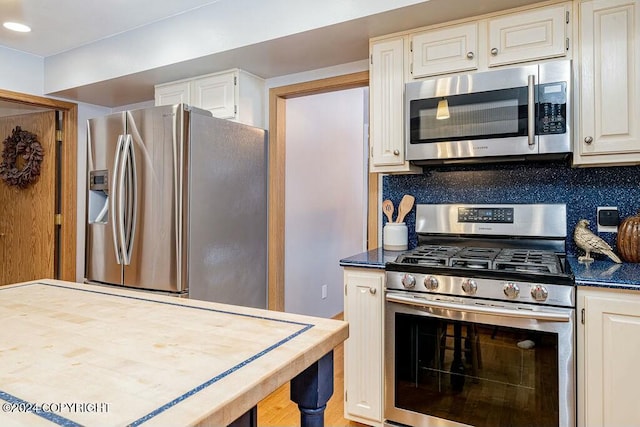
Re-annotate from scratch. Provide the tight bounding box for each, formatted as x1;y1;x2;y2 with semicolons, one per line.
382;160;640;255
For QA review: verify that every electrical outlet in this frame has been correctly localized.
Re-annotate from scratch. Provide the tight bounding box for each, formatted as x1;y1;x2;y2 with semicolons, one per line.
321;285;328;299
597;206;619;233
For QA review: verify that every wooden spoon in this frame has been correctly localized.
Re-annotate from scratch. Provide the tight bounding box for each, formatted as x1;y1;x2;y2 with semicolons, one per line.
382;199;394;223
396;195;415;223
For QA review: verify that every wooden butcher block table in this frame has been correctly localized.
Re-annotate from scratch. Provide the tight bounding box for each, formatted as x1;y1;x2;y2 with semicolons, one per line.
0;280;348;427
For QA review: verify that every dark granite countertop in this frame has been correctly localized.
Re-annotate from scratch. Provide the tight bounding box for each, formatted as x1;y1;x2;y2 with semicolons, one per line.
567;256;640;291
340;252;640;291
339;248;404;269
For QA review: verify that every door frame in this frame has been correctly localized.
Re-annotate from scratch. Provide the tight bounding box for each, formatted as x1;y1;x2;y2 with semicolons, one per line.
0;89;78;282
268;71;377;311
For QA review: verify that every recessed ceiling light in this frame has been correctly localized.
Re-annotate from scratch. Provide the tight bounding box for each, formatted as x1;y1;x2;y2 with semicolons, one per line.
3;22;31;33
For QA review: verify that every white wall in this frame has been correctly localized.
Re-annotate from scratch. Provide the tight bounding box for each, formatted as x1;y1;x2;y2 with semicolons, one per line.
0;46;44;95
284;87;367;318
43;0;421;93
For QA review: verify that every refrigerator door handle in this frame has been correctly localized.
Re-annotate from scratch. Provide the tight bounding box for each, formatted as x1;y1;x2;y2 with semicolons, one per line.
124;134;138;265
117;134;130;265
111;134;124;265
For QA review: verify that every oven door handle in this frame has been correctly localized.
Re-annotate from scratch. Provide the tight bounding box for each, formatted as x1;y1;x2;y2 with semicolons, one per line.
386;293;572;322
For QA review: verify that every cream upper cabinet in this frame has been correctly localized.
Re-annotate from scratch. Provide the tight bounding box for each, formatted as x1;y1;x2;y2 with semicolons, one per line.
155;69;264;128
369;36;420;174
191;73;236;119
411;22;479;78
487;4;569;67
574;0;640;166
154;81;190;106
343;267;384;426
578;287;640;427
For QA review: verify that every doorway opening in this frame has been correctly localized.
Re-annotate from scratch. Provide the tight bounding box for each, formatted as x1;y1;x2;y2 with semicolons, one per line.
267;71;377;311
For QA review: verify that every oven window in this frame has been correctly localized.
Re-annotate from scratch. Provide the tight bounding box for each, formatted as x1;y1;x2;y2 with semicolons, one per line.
394;313;559;427
409;87;528;144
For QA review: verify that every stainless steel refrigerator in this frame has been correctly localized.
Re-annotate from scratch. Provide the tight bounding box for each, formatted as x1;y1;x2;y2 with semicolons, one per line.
85;104;267;308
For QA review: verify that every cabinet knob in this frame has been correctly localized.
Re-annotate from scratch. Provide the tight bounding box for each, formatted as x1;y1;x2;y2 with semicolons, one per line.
393;149;400;156
490;48;499;56
369;287;377;295
584;136;593;144
466;51;474;59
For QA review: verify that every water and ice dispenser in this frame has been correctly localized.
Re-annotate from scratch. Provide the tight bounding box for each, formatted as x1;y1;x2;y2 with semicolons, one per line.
88;170;109;224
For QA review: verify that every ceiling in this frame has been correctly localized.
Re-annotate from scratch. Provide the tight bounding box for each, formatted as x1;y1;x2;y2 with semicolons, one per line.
1;0;547;107
0;0;224;56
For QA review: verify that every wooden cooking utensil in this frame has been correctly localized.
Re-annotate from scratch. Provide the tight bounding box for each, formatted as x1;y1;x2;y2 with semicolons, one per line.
396;195;415;223
382;199;395;223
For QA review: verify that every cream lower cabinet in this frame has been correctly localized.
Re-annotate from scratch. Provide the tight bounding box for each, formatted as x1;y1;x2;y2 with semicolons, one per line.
574;0;640;166
577;286;640;427
343;267;384;426
155;69;264;127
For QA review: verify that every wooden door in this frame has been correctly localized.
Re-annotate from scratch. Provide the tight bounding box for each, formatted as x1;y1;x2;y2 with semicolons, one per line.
0;111;56;285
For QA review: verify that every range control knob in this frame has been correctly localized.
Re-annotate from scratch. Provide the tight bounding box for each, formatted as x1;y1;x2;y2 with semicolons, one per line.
424;276;439;291
461;279;477;295
531;285;549;301
401;274;416;289
503;282;520;299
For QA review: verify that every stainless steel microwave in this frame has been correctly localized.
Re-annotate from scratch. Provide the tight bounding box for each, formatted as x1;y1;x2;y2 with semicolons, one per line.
405;60;572;164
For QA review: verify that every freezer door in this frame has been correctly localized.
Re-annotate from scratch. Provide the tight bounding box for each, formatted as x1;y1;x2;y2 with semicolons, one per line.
86;112;126;286
187;115;268;308
122;105;186;292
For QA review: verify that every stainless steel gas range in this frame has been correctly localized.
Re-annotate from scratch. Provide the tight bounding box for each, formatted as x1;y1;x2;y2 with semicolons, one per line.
384;204;575;427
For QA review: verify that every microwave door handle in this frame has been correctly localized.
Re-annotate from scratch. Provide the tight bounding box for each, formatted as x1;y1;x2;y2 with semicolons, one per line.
528;74;536;146
386;293;571;322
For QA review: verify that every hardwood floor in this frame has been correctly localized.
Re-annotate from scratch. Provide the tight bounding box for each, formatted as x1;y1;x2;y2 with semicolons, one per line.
257;328;366;426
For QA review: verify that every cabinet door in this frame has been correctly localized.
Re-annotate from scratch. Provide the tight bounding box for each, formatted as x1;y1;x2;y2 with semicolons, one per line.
344;268;383;424
370;38;406;169
488;4;567;67
580;289;640;426
411;22;478;78
155;81;190;106
191;73;236;119
575;0;640;165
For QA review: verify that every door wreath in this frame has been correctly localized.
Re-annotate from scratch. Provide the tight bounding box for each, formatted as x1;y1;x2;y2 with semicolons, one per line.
0;126;44;189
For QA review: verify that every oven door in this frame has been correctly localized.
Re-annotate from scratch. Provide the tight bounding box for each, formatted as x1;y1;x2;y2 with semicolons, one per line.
385;291;575;427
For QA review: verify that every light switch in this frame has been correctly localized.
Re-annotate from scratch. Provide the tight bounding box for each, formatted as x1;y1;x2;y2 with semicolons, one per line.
597;207;619;233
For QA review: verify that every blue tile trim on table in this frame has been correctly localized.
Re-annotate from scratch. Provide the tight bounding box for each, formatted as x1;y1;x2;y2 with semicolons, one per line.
1;282;316;426
0;390;82;427
383;160;640;254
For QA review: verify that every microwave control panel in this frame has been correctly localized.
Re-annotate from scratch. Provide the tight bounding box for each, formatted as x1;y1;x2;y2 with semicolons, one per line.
536;82;567;135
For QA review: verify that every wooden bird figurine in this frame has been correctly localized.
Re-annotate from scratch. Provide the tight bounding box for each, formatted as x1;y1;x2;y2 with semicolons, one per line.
574;219;622;264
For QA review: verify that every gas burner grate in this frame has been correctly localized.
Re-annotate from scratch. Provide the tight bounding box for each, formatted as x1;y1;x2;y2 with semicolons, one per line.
393;246;564;276
493;249;562;274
